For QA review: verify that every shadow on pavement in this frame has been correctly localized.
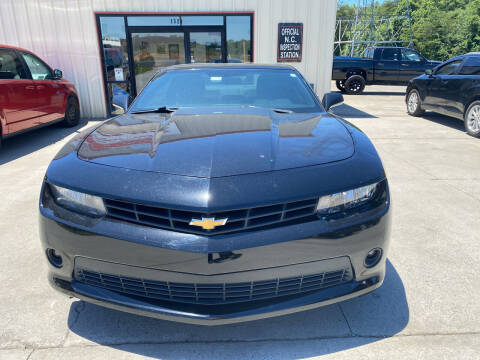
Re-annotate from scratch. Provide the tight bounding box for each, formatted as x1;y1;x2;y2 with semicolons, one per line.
359;91;405;96
331;103;377;118
419;112;465;132
68;260;408;359
0;119;94;165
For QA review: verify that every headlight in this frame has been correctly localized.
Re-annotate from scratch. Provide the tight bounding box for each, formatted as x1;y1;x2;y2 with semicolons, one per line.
49;184;106;217
316;182;379;215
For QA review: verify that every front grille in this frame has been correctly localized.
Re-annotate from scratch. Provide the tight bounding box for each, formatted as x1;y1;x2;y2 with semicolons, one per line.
104;198;318;235
75;268;352;305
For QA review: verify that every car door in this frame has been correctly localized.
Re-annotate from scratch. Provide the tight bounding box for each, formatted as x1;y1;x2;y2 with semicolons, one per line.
374;48;401;83
424;59;464;115
455;57;480;115
399;49;426;83
0;48;36;135
20;51;64;125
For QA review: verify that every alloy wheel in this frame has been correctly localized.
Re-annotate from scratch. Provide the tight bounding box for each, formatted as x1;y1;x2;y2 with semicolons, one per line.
408;92;418;113
348;80;362;93
467;105;480;133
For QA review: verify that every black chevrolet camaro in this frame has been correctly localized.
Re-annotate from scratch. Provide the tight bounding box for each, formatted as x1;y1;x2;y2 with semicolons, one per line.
39;64;391;325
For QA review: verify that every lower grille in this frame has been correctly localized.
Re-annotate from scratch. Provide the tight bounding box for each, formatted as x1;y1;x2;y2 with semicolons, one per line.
75;268;352;305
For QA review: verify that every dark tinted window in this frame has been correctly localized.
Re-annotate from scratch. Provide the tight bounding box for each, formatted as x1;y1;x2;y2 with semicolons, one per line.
436;60;463;75
381;48;400;61
0;49;28;80
130;68;321;113
459;56;480;75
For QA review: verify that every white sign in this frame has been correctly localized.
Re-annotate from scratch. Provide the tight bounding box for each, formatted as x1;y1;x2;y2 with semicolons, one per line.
114;67;124;81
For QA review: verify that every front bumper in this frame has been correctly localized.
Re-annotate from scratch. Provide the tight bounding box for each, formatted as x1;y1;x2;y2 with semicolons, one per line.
39;186;391;325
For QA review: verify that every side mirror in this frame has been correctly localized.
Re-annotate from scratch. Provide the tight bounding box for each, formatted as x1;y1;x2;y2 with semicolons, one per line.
425;69;433;76
53;69;63;79
322;92;344;111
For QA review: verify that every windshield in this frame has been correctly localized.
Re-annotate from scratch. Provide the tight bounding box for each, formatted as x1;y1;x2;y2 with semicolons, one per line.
129;68;322;113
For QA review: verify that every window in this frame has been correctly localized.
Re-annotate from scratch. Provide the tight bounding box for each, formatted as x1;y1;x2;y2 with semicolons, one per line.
22;53;52;80
0;49;28;80
226;16;252;63
436;60;463;75
380;48;400;61
459;56;480;75
100;16;130;82
402;49;422;62
362;48;373;59
130;68;321;113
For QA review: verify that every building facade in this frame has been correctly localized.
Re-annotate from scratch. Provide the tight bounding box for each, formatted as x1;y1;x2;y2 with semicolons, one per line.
0;0;337;118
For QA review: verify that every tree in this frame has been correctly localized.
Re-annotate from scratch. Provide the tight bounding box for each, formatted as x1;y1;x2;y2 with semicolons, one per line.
336;0;480;60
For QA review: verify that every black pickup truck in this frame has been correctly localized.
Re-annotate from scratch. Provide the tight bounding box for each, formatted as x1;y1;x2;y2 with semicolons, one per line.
332;47;441;94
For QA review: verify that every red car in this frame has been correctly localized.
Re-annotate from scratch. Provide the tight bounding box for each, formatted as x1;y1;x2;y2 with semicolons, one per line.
0;44;79;145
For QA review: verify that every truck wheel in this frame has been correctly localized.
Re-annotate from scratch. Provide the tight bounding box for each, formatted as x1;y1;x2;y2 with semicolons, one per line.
336;80;346;93
344;75;365;95
61;97;80;127
406;89;425;117
464;101;480;138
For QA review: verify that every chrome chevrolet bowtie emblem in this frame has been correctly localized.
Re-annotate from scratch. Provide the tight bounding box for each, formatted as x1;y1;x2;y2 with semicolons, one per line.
189;217;228;230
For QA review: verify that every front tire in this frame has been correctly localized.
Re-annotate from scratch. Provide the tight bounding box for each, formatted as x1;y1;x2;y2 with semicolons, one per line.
464;101;480;138
336;80;346;93
344;75;365;95
61;97;80;127
406;89;425;117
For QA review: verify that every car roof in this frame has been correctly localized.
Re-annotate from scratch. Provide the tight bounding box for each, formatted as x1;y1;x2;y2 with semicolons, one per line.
164;63;297;71
0;43;32;53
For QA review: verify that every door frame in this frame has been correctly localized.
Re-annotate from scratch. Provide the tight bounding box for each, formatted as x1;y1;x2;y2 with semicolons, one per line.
127;25;226;97
95;12;254;117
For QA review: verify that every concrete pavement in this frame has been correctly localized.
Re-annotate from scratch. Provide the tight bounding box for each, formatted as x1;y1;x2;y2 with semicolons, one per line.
0;84;479;359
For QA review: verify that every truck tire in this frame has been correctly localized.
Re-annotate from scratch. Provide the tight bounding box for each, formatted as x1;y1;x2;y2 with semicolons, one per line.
336;80;346;93
464;100;480;138
406;89;425;117
344;75;365;95
61;96;80;127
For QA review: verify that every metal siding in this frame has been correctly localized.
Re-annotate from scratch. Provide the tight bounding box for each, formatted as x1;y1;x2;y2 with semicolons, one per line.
0;0;336;118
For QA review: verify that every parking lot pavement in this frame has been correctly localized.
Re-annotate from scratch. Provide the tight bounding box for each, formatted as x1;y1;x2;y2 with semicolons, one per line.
1;84;479;359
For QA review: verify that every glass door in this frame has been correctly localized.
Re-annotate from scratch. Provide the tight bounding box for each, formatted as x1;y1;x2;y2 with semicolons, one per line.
128;27;225;97
130;32;186;93
188;32;223;63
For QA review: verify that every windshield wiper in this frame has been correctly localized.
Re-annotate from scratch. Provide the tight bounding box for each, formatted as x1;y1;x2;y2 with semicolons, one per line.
130;106;179;114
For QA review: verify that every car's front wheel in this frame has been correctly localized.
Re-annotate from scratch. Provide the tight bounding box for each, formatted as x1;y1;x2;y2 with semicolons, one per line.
465;101;480;138
61;97;80;127
406;89;425;117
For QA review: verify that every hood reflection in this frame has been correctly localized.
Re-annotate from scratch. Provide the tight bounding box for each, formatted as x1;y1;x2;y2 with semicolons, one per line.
79;110;321;160
76;107;354;178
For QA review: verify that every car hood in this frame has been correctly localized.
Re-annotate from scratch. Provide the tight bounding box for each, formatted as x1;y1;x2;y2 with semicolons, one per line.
77;107;354;178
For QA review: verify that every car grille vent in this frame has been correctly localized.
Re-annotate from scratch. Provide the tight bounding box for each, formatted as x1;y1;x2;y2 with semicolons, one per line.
103;198;318;235
75;268;352;305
